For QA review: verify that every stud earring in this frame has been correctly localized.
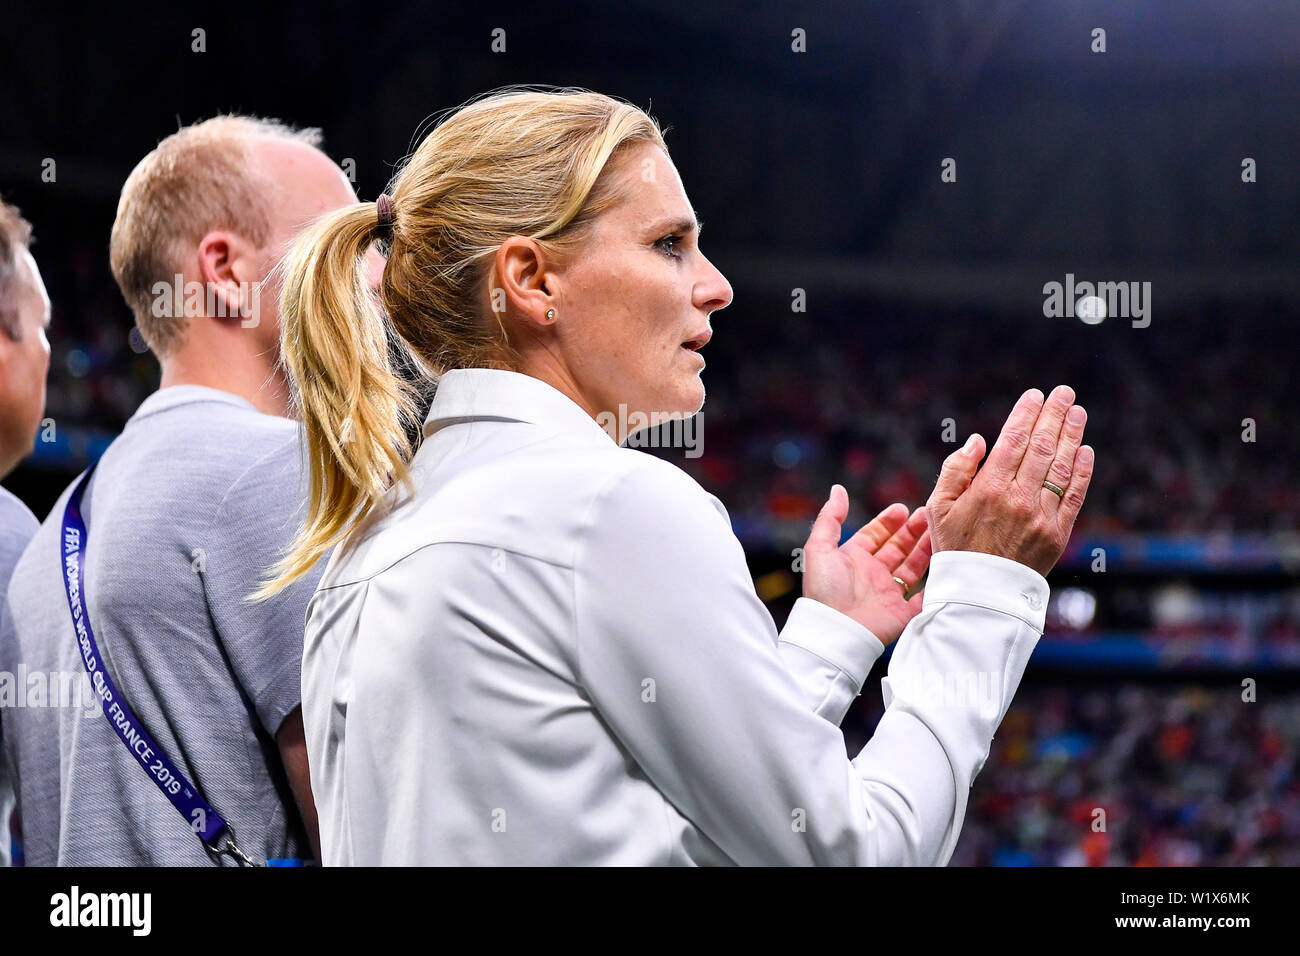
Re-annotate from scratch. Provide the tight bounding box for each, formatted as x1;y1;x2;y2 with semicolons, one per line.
545;309;555;320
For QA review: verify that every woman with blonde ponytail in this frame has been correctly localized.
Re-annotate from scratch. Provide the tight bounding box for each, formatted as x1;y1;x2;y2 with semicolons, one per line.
267;86;1093;866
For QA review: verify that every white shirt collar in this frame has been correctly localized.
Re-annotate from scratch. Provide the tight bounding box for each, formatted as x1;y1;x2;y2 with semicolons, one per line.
422;368;616;449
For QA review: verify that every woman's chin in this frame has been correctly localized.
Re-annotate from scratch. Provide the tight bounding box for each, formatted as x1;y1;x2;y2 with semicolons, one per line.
672;378;706;418
623;377;705;423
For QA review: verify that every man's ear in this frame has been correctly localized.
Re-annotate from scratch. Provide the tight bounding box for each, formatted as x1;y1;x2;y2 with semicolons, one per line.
492;236;560;330
0;319;16;367
196;230;259;321
0;303;18;356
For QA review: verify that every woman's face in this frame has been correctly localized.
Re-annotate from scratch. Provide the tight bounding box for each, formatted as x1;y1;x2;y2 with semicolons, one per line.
544;142;733;427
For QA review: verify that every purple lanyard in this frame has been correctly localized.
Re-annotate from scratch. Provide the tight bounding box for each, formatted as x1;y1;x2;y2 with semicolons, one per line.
59;465;259;866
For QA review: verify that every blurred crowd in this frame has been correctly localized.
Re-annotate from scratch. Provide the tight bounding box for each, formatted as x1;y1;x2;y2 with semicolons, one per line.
843;683;1300;866
35;239;158;436
1040;582;1300;663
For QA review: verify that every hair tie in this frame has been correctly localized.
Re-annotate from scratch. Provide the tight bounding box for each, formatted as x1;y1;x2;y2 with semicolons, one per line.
375;193;395;237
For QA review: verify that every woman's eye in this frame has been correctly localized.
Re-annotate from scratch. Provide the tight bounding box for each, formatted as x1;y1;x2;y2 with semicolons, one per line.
655;235;682;258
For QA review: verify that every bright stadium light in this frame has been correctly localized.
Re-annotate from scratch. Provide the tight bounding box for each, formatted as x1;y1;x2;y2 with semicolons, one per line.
1051;587;1098;629
1076;295;1107;324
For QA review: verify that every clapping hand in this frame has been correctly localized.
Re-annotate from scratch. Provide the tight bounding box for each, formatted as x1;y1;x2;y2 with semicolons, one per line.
800;485;933;646
927;385;1094;576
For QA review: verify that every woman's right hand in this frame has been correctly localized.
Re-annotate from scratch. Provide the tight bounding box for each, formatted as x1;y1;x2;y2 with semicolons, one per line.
926;385;1095;577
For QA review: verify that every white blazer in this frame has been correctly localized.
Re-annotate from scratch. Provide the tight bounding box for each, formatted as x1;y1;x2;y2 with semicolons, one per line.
301;368;1049;865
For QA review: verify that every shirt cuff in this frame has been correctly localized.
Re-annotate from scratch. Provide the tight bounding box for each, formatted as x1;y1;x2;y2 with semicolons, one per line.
921;550;1050;632
777;597;887;688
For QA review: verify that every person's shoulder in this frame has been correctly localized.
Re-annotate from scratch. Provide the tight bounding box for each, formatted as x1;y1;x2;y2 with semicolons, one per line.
593;449;724;518
214;424;304;497
0;484;39;581
196;404;302;473
505;431;710;494
4;481;69;618
0;484;38;537
176;407;305;518
118;390;304;501
570;450;744;582
496;438;722;529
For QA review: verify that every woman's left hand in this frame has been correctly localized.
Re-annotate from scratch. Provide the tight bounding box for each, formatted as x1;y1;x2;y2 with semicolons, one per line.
800;484;932;646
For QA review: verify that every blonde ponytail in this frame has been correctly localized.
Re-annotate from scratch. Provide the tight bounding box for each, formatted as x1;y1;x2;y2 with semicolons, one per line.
255;202;419;596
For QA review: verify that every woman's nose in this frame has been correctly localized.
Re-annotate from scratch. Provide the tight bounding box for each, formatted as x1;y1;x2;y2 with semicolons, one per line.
696;256;733;312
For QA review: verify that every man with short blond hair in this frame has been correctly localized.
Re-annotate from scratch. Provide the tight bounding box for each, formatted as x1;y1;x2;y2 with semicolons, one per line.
1;115;360;865
110;115;321;361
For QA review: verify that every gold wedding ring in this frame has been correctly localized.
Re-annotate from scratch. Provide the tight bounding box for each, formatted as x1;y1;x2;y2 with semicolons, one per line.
892;575;909;594
1042;480;1065;499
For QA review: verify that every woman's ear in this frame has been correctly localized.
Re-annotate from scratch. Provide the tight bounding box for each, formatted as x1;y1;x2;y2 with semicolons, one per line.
492;236;559;330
